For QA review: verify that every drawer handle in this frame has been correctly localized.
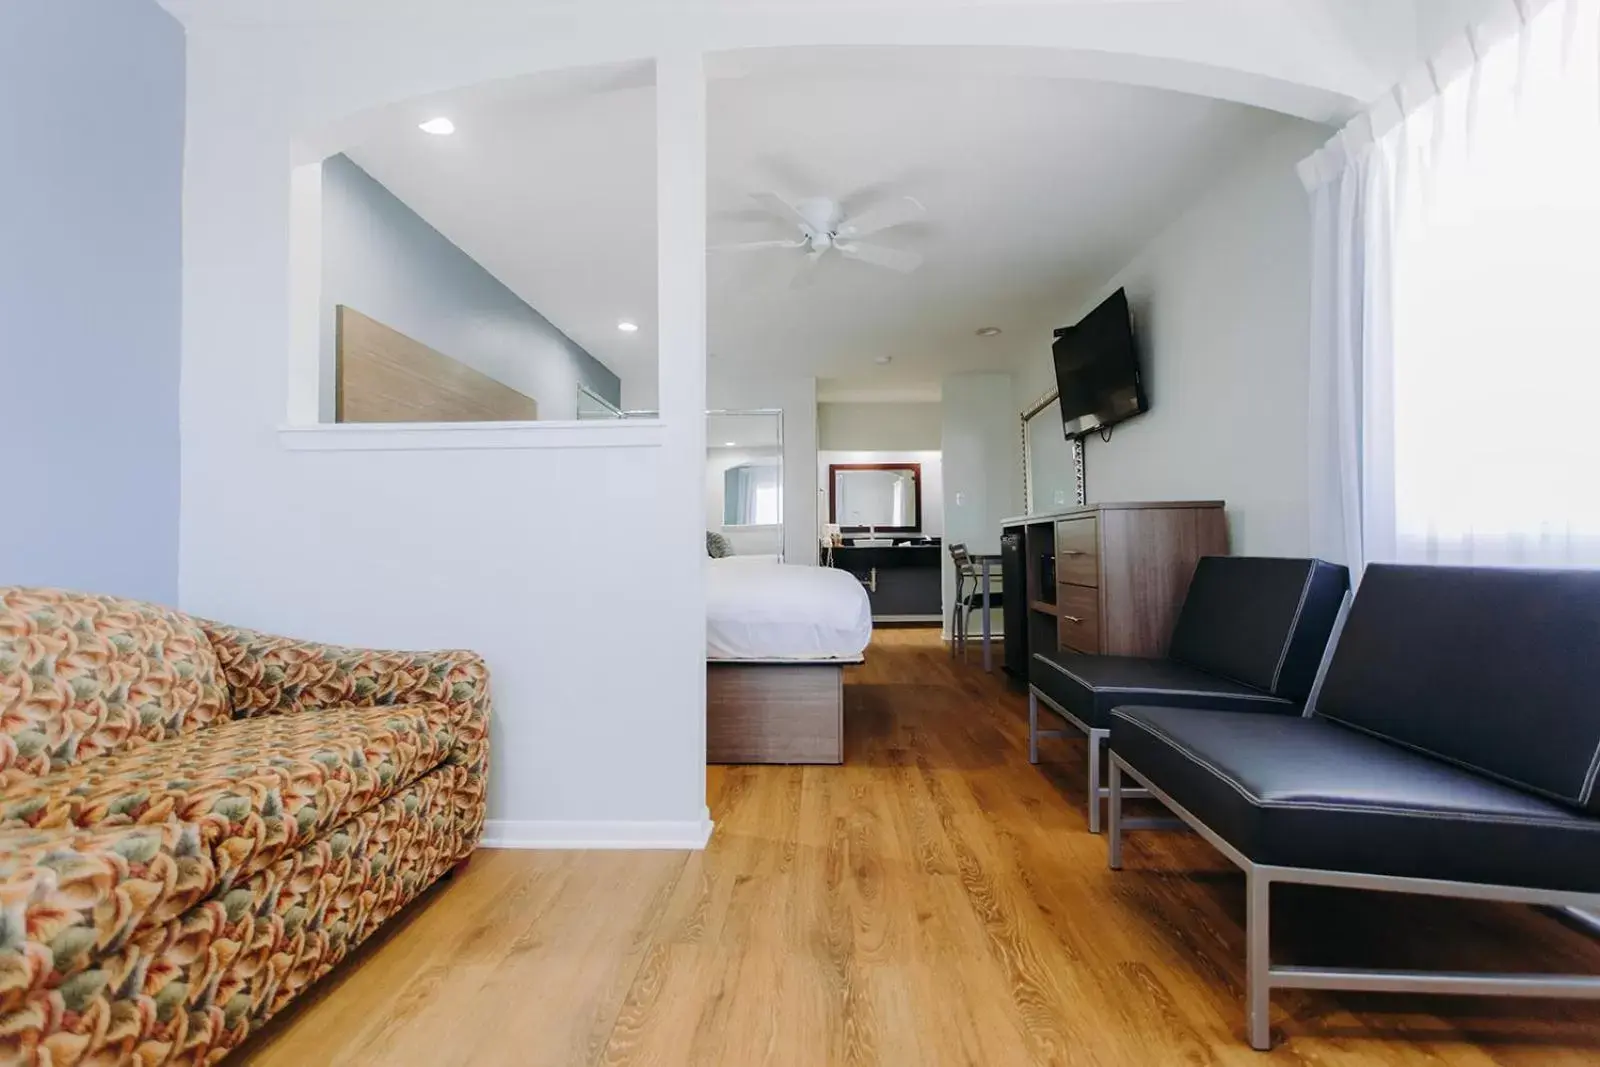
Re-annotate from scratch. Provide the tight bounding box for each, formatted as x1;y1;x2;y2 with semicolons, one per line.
1062;614;1083;624
1059;549;1087;556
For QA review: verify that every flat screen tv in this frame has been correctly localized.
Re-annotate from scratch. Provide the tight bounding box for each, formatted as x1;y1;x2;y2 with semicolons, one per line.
1052;288;1147;439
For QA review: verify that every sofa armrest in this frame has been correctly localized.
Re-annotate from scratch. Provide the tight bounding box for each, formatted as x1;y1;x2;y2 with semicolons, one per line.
200;622;489;732
200;624;491;848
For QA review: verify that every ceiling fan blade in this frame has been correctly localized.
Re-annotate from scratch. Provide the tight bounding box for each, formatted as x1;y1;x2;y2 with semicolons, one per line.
752;191;816;233
836;240;923;273
836;196;925;239
789;249;826;289
709;238;808;253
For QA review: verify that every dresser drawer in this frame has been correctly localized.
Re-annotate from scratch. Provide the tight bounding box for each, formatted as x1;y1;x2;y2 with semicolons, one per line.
1055;517;1099;586
1057;583;1101;654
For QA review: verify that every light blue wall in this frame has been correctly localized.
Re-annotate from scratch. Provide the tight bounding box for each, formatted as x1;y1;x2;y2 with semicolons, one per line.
320;154;620;420
941;372;1022;635
0;0;184;605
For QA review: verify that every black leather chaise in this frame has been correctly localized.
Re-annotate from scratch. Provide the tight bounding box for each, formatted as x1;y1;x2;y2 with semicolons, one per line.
1107;563;1600;1050
1028;556;1350;831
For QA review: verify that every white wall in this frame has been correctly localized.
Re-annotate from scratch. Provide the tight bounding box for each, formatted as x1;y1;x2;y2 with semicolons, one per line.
817;451;944;539
708;374;818;565
1014;122;1328;556
818;401;941;451
942;373;1020;555
319;153;620;420
941;372;1020;636
180;32;711;848
1;0;184;605
166;0;1414;844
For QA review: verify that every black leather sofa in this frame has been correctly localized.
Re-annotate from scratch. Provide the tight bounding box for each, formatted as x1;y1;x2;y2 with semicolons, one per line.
1107;563;1600;1049
1028;556;1350;832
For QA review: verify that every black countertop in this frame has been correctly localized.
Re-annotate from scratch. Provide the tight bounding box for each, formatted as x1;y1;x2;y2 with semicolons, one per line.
827;543;942;569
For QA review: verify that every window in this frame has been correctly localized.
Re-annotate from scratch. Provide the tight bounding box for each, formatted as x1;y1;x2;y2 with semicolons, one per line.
1386;2;1600;565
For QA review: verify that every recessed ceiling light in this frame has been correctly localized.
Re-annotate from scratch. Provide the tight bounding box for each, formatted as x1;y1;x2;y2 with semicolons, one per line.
617;321;639;333
418;117;455;136
976;326;1002;337
874;355;892;365
724;441;736;447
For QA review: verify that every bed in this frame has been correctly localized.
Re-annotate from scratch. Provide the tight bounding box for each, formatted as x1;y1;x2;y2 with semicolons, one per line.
706;556;872;764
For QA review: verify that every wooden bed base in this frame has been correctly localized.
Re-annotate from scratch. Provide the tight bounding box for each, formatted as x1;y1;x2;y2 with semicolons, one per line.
706;661;848;764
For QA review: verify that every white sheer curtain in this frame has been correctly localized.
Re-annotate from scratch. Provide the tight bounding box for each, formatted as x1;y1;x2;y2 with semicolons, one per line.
1304;0;1600;572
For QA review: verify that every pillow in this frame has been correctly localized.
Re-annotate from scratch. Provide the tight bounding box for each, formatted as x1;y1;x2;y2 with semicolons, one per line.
706;531;733;558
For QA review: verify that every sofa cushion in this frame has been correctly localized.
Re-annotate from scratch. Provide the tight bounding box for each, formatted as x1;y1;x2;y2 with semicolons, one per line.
0;588;230;788
1111;705;1600;893
0;818;219;1017
2;764;466;1063
1166;557;1350;702
1315;564;1600;814
1031;649;1294;730
0;702;458;890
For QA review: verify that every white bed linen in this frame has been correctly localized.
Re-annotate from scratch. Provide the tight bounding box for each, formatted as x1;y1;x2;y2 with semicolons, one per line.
707;557;872;661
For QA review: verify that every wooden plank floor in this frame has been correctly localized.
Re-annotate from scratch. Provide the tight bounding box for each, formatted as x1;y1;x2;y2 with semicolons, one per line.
235;628;1600;1065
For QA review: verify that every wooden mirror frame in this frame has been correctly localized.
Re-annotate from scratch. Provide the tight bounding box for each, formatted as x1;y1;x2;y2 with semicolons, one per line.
827;462;923;533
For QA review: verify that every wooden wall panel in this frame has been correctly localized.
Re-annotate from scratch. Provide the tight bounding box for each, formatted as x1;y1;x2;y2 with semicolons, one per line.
335;306;539;423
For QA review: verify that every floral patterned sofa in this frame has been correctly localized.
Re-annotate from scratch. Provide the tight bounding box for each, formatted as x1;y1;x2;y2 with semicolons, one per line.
0;587;489;1064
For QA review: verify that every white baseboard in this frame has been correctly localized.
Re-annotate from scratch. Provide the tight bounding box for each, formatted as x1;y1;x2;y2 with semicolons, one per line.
481;818;714;850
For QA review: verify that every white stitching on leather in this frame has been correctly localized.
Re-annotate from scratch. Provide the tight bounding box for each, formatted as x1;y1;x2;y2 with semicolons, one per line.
1269;562;1316;695
1033;653;1288;703
1112;711;1262;803
1096;686;1286;701
1253;798;1600;829
1581;741;1600;807
1111;709;1600;831
1031;653;1088;684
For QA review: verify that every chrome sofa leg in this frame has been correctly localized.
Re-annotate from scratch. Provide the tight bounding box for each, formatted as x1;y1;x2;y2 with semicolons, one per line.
1246;868;1273;1050
1028;690;1040;764
1086;728;1104;834
1107;757;1124;870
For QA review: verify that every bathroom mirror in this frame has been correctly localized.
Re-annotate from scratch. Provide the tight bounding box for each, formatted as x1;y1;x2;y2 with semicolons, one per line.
828;463;922;532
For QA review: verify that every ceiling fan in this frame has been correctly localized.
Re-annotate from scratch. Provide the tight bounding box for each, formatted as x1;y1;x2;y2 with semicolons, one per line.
713;192;926;287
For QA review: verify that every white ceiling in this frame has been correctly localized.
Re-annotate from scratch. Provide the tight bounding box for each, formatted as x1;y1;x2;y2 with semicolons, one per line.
706;65;1306;397
344;79;659;396
345;54;1312;402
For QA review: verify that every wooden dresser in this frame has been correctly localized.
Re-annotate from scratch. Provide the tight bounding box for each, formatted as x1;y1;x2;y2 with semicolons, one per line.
1005;502;1228;669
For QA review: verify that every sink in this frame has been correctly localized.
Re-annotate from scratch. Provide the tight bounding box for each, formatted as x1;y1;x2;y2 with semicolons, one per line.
852;538;895;547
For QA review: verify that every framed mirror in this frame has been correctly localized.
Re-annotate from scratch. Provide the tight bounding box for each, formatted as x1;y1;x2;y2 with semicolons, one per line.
828;463;922;532
723;461;781;526
708;409;785;560
1021;389;1085;514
